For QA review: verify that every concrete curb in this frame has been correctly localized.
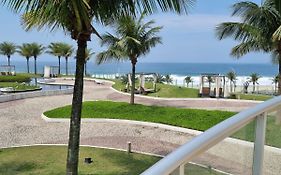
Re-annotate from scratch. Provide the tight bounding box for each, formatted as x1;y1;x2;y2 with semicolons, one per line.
0;88;73;103
41;113;281;154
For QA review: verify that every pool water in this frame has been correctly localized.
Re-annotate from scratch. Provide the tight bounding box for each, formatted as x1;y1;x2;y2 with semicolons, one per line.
29;78;73;91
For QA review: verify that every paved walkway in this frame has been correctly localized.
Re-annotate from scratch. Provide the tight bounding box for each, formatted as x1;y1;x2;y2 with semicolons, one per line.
0;79;261;174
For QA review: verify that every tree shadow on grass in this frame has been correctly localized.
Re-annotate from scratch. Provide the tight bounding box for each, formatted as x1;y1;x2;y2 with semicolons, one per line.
0;161;38;174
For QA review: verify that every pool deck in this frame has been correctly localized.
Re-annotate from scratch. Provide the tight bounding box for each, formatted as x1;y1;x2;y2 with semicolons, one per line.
0;78;263;174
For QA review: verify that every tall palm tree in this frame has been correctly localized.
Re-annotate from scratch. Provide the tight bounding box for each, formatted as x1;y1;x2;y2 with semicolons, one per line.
226;71;237;93
248;73;261;93
184;76;193;87
2;1;193;174
216;0;281;94
84;49;94;76
0;42;16;66
47;42;64;75
207;75;214;89
17;43;33;73
164;74;173;84
97;14;163;104
273;75;280;94
29;43;44;74
60;43;74;75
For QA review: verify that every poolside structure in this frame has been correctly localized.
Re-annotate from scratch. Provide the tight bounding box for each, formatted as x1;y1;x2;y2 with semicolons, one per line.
0;65;15;75
199;73;228;98
127;73;157;94
44;66;59;78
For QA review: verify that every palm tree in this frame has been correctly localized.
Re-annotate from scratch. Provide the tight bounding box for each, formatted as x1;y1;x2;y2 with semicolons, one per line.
216;0;281;94
164;74;173;84
2;1;192;174
47;42;64;75
97;14;162;104
273;75;280;94
184;76;193;87
207;76;214;89
84;49;94;76
29;43;44;74
60;43;74;76
248;73;261;93
226;71;237;93
18;43;33;73
0;42;16;66
155;74;165;84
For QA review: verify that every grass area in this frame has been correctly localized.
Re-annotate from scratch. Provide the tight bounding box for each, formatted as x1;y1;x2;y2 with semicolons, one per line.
0;146;223;175
229;93;273;101
45;101;235;132
112;80;199;98
0;73;41;83
0;82;40;91
45;101;281;148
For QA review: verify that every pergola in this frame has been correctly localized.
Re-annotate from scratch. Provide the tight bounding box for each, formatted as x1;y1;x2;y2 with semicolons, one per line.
44;66;59;78
199;73;228;98
127;73;157;94
0;65;16;76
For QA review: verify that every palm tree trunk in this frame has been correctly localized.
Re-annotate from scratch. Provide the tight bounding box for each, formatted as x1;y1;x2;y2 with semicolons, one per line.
66;38;86;175
34;57;37;74
130;58;137;105
26;57;30;74
66;57;69;76
278;54;281;95
84;62;87;76
58;56;61;75
7;56;10;66
253;82;255;93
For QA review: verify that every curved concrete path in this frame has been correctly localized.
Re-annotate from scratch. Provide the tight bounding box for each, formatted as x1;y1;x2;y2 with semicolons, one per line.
0;79;261;174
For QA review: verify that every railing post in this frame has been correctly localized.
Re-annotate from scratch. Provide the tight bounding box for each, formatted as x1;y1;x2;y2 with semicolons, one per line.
179;164;185;175
252;112;267;175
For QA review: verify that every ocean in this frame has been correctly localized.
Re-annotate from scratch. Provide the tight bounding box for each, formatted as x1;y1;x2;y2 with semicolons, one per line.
6;60;279;86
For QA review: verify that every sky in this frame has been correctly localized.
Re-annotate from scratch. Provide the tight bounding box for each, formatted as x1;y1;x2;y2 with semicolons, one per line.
0;0;271;64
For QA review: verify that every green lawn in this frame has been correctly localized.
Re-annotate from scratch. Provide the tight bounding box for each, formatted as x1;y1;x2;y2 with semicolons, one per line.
0;82;40;91
44;101;281;148
44;101;235;131
0;73;41;83
0;146;223;175
229;93;273;101
112;80;199;98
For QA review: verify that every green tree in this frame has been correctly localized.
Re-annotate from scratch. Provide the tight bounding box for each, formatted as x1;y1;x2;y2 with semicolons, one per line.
84;49;94;76
60;43;74;75
207;76;214;89
226;71;237;93
2;0;193;174
184;76;193;87
18;43;33;73
164;74;173;84
47;42;64;75
273;75;280;94
155;74;165;84
0;42;16;66
97;14;162;104
216;0;281;94
29;43;44;74
248;73;261;93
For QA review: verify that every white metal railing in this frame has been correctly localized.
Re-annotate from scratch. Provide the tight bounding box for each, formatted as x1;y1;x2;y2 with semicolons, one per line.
141;96;281;175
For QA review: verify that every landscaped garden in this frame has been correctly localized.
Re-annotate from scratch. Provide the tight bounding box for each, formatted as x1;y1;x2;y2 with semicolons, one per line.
44;101;281;148
0;145;223;175
0;73;41;92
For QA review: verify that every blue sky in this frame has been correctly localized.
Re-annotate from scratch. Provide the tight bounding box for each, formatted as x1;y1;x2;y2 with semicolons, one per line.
0;0;270;64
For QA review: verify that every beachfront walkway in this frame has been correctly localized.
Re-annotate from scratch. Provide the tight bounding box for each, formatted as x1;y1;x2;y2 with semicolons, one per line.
0;79;260;174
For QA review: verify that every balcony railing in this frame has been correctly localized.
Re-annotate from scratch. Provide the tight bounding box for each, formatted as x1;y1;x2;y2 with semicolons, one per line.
141;96;281;175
